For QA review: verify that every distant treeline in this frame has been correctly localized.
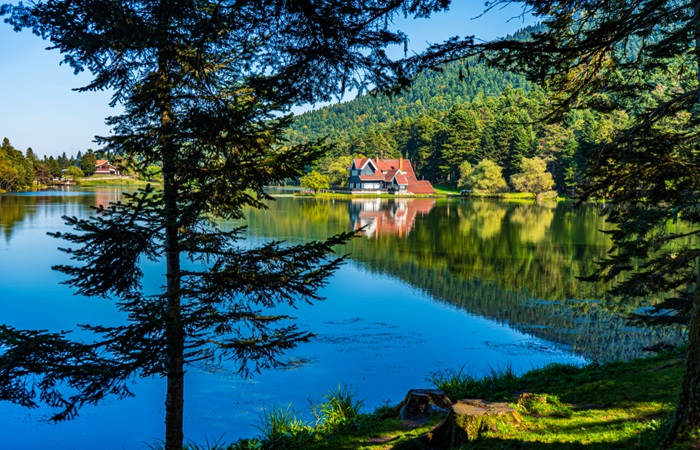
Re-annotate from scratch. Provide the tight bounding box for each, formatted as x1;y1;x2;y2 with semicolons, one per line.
0;137;165;192
0;137;112;191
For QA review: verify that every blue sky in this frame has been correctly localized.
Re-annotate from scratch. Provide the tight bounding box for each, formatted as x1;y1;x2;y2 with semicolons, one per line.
0;1;533;157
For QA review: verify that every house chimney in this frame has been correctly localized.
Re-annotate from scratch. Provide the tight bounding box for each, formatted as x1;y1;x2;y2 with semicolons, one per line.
399;156;403;172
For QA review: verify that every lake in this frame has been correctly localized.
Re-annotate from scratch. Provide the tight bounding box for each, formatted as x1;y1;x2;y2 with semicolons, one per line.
0;188;685;449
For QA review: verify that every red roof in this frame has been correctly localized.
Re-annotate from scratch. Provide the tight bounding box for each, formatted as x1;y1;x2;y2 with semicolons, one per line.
353;157;416;183
359;173;386;181
407;180;436;195
394;173;409;185
95;159;109;166
352;157;434;194
353;158;372;171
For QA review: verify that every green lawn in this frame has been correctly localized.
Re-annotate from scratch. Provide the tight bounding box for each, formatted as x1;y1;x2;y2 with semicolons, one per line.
77;177;156;186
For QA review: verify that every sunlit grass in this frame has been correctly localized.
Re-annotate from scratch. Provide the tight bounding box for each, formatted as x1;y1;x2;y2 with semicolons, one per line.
77;177;153;186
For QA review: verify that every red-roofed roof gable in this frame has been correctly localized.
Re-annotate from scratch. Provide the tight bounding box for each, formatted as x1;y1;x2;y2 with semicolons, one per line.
352;158;374;171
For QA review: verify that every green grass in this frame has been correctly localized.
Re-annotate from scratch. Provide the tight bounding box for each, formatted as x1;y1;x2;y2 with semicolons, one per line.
433;184;460;195
77;177;155;186
221;348;696;450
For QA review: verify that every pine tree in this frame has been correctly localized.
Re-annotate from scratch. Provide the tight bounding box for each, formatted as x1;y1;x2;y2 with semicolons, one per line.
80;150;97;176
440;104;482;180
425;0;700;444
0;1;456;449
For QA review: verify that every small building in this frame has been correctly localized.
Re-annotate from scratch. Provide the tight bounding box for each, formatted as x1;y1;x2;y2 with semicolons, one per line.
95;159;119;175
348;157;435;194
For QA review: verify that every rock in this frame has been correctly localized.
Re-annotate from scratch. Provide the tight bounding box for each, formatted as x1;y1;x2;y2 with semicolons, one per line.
396;389;453;422
517;392;548;408
425;399;521;448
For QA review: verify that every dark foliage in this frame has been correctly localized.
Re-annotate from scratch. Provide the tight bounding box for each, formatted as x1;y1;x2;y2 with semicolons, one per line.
0;1;460;449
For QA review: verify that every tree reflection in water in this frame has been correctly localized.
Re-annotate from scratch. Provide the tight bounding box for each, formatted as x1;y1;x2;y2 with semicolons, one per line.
244;196;686;362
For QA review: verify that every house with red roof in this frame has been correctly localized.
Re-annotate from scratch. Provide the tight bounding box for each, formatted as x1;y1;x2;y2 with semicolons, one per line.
348;157;435;195
95;159;119;175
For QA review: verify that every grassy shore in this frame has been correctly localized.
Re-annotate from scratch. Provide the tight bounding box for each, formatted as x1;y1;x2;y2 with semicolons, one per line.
295;190;566;202
221;348;694;450
76;176;156;186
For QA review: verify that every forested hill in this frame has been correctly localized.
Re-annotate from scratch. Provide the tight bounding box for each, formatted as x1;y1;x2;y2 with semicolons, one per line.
287;60;531;143
285;24;623;194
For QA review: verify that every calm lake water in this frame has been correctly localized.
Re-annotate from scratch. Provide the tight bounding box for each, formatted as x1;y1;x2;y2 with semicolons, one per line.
0;187;685;449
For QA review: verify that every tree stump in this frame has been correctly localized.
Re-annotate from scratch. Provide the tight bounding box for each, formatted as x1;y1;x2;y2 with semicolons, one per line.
396;389;453;422
426;399;521;448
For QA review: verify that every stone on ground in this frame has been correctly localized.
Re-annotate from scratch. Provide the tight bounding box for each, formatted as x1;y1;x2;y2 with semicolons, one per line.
396;389;453;422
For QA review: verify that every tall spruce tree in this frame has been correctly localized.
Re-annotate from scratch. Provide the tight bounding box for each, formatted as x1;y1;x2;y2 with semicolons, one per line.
419;0;700;444
439;103;482;180
0;1;455;449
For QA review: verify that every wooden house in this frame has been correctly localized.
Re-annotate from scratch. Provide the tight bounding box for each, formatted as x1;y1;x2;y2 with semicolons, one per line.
95;159;119;175
347;157;435;194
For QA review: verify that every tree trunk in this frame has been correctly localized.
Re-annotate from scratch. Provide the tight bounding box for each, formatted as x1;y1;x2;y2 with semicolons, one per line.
158;55;185;450
694;0;700;105
663;4;700;445
662;289;700;447
163;155;184;450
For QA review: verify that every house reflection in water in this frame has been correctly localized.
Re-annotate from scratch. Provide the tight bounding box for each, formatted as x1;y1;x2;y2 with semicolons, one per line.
93;188;123;210
349;198;435;238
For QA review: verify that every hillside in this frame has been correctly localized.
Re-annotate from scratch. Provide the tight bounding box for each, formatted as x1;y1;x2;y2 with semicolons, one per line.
287;60;532;144
286;24;626;193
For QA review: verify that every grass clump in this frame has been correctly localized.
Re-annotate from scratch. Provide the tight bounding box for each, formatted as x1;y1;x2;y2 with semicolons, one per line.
429;364;520;401
229;384;366;450
312;384;364;433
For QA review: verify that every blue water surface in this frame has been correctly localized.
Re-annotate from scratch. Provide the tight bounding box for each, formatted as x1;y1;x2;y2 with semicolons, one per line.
0;188;586;449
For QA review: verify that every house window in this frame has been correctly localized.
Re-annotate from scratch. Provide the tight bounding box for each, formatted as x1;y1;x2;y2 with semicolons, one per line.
351;170;358;176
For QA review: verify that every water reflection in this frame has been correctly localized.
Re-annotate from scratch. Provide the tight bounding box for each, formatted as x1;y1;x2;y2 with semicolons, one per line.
1;188;592;449
349;198;435;238
0;188;123;243
244;196;686;362
0;189;687;363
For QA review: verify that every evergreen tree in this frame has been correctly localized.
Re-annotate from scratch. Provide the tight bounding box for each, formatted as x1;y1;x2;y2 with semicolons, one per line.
432;0;700;444
79;150;97;176
404;114;443;181
440;103;482;181
0;1;456;449
46;155;61;178
25;147;39;167
57;151;69;169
